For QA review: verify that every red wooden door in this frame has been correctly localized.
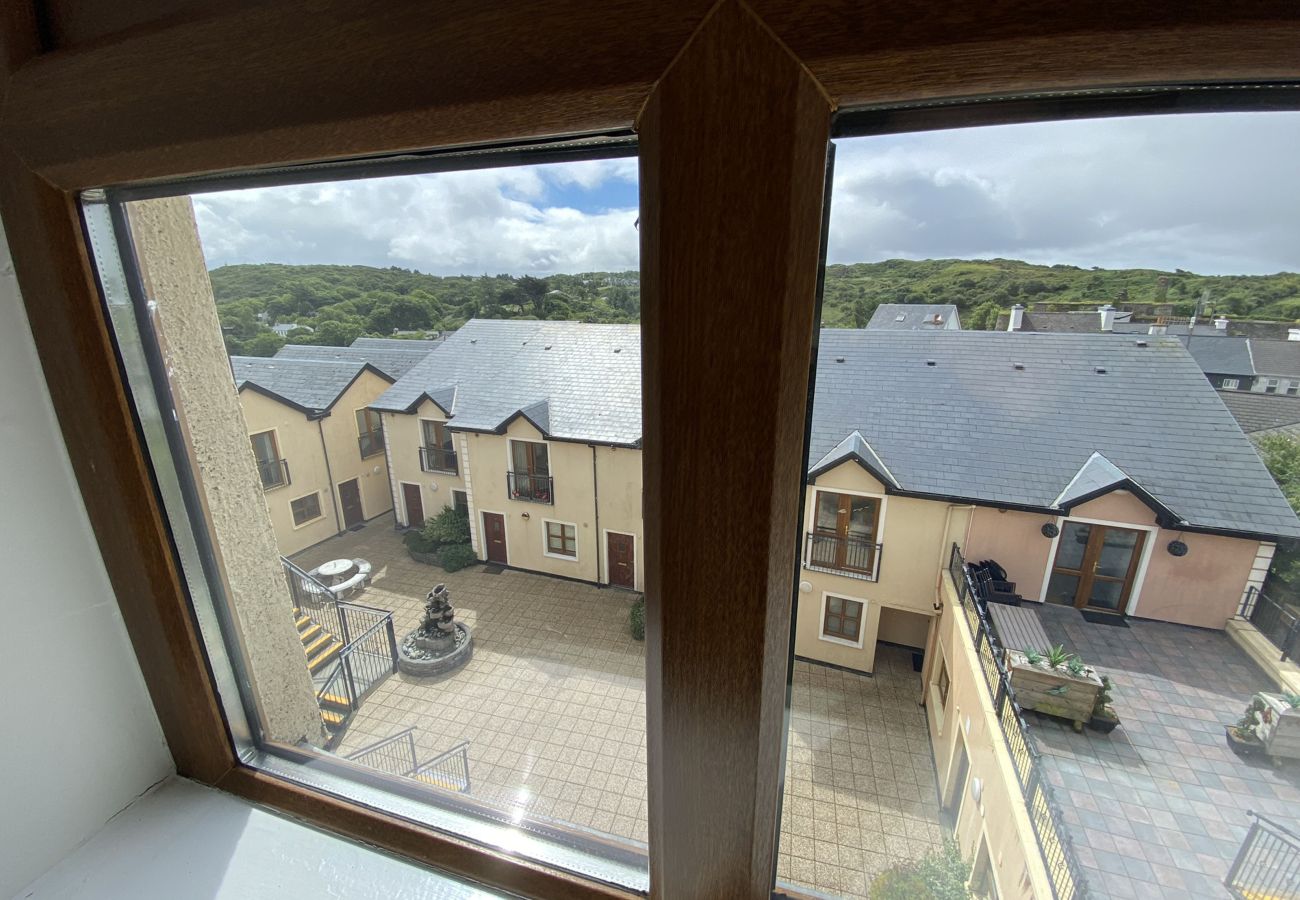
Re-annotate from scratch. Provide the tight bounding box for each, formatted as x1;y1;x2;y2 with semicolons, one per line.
402;483;424;528
607;531;636;589
482;512;508;565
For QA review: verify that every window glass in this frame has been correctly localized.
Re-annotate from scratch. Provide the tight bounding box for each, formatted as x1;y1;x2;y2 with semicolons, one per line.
780;110;1300;900
92;149;647;891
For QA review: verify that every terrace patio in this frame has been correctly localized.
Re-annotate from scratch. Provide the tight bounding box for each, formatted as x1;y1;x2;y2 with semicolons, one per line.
291;522;943;899
1029;603;1300;899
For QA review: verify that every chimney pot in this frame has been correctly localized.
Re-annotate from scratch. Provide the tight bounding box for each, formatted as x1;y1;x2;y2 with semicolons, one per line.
1288;329;1300;342
1008;304;1025;332
1214;317;1229;331
1099;304;1116;332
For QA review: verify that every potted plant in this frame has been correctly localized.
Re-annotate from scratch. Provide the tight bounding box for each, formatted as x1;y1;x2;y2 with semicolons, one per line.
1087;675;1120;734
1006;644;1103;733
1226;696;1267;757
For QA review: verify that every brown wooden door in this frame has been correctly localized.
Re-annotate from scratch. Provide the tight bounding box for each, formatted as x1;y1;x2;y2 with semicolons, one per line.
482;512;507;565
1046;521;1145;614
338;478;363;529
607;531;636;589
401;483;424;528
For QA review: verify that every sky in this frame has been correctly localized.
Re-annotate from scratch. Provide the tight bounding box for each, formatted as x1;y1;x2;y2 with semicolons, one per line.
192;112;1300;277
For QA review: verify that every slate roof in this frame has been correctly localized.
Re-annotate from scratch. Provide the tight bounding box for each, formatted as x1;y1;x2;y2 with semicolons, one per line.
808;330;1300;538
274;340;436;379
867;304;961;331
351;337;444;351
1247;340;1300;379
373;320;641;446
1178;336;1255;377
1218;391;1300;435
231;356;388;415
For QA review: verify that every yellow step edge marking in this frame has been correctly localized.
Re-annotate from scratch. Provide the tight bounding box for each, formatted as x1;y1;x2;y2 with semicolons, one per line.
299;624;323;644
302;633;332;655
316;692;351;709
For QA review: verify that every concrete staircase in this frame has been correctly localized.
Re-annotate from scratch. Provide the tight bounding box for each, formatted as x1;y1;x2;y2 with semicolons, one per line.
293;608;351;737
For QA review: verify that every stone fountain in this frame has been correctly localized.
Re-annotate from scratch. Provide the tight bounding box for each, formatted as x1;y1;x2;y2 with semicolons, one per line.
397;583;473;677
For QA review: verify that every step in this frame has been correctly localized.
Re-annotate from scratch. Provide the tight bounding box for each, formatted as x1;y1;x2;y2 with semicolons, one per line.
298;623;323;644
295;614;311;631
317;691;352;712
321;709;346;728
412;772;463;791
301;632;333;657
307;641;341;674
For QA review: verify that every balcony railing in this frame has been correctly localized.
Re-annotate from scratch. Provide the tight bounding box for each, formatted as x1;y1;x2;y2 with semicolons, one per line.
1239;586;1300;662
1226;810;1300;900
803;532;882;581
507;471;554;505
419;445;458;474
257;457;290;491
358;429;385;458
948;543;1085;900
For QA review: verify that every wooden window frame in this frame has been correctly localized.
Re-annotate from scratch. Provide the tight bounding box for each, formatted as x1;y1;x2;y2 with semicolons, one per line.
3;3;1299;899
820;593;864;645
543;519;579;560
355;407;384;458
812;488;881;575
289;490;323;528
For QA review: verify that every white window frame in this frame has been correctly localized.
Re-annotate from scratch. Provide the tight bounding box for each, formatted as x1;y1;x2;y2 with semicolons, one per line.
1221;377;1240;390
817;590;867;648
289;490;324;528
541;518;579;561
1264;378;1281;394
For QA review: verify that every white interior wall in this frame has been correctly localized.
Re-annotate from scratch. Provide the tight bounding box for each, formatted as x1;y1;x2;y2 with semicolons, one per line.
0;220;174;898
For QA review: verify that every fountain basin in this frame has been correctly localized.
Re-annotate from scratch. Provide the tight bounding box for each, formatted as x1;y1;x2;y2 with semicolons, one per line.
397;622;473;677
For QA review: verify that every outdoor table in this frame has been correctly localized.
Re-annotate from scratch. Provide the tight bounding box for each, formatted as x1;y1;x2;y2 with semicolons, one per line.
316;558;356;585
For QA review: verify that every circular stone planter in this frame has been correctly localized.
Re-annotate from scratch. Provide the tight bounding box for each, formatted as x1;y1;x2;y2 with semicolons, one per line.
398;622;473;677
407;547;440;566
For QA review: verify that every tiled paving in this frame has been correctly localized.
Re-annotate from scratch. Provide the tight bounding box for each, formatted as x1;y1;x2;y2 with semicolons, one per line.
1031;602;1300;899
292;523;943;899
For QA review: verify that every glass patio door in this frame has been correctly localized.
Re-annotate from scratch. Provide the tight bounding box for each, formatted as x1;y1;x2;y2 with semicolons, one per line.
1045;521;1145;613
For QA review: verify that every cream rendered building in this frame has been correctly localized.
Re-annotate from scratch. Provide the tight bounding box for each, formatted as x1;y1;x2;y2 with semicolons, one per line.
374;320;645;592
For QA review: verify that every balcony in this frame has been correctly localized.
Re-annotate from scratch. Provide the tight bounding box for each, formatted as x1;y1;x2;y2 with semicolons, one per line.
419;445;458;475
803;532;881;581
257;457;290;491
358;430;385;459
507;471;554;505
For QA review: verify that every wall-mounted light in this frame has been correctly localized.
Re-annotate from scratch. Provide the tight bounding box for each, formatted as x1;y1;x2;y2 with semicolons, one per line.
428;482;439;491
1167;539;1188;557
798;581;812;593
1041;522;1060;538
971;777;984;807
521;512;530;520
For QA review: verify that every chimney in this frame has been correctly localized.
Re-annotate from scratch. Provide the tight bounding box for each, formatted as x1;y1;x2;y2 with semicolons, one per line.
1214;317;1229;331
1148;323;1167;335
1289;328;1300;342
1099;304;1116;332
1007;304;1025;332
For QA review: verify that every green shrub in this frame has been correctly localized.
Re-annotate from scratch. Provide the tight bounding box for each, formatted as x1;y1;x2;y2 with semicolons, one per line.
422;507;471;546
403;528;439;555
436;543;478;572
630;596;645;641
869;841;969;900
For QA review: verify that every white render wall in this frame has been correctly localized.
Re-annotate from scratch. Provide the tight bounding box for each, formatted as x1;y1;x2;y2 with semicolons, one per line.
0;220;174;897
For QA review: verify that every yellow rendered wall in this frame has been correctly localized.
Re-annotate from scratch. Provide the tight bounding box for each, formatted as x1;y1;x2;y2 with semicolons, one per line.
381;400;467;527
318;369;395;527
238;388;338;555
927;572;1054;900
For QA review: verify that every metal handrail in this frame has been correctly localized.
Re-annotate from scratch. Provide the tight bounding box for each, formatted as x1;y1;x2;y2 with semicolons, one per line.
948;543;1087;900
358;429;385;458
1239;586;1300;662
803;532;882;581
507;470;554;505
1226;809;1300;900
419;445;458;474
415;740;472;794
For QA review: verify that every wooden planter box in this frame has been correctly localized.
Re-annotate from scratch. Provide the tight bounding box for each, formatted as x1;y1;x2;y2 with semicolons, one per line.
1005;650;1103;732
1256;693;1300;761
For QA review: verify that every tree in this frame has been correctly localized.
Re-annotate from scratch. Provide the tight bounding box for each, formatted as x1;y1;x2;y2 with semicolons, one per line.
852;296;871;328
516;275;550;317
1254;433;1300;596
243;331;286;357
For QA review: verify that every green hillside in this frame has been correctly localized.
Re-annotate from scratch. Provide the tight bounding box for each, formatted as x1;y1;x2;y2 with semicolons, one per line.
210;260;1300;356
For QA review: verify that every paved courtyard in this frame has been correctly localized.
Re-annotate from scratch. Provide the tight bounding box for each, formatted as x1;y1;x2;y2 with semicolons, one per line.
293;523;942;899
1033;603;1300;899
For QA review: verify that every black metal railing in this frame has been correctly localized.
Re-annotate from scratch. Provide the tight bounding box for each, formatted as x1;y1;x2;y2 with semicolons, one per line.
1226;810;1300;900
420;445;458;474
804;532;882;581
1239;586;1300;662
358;429;385;458
346;727;471;793
507;470;554;505
257;457;290;490
948;543;1086;900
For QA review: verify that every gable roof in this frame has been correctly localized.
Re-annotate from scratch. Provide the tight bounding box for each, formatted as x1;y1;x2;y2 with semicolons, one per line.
1246;339;1300;379
1218;390;1300;434
274;340;437;379
373;320;641;446
351;336;445;352
808;330;1300;539
231;356;390;415
1178;336;1255;377
867;304;960;331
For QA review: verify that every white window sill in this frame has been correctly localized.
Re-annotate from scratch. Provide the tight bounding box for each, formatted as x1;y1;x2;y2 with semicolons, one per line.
15;777;500;899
